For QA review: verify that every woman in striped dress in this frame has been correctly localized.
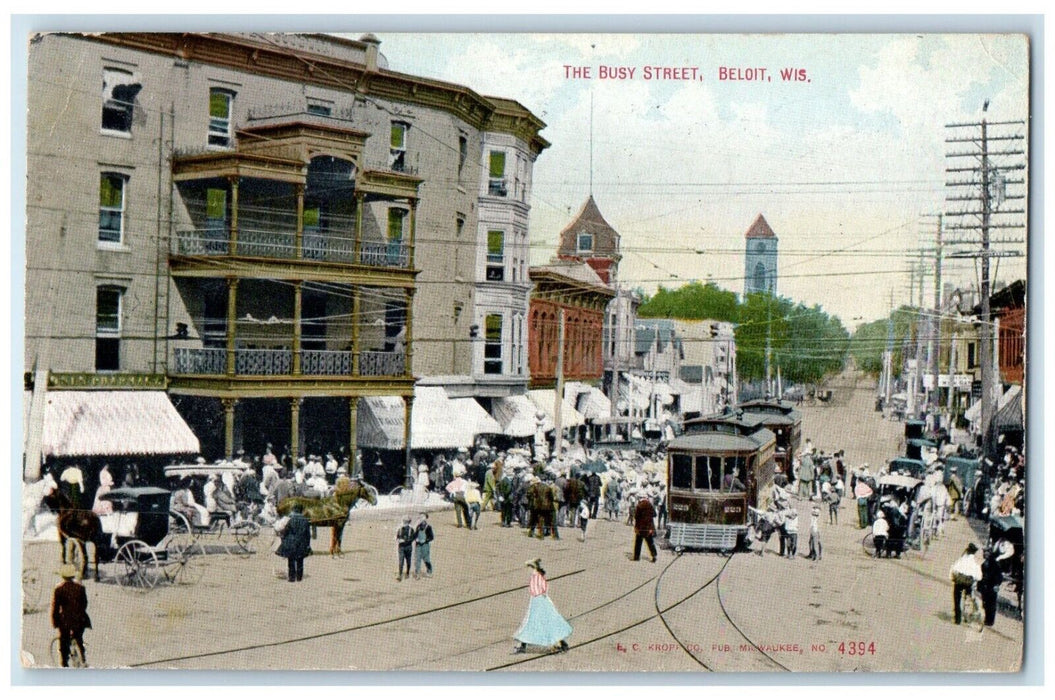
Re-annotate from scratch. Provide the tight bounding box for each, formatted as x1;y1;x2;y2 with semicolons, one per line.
512;559;572;654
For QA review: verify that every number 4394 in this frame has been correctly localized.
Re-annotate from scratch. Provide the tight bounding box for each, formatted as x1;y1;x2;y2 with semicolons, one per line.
838;641;876;655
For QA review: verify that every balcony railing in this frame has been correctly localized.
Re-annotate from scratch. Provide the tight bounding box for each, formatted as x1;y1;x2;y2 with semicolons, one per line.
171;347;405;377
174;228;409;269
359;242;409;268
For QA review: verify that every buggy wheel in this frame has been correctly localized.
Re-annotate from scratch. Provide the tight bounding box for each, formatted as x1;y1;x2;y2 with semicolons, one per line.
173;552;205;586
115;540;159;591
233;521;260;556
64;538;86;580
862;532;876;557
22;567;42;614
169;511;201;556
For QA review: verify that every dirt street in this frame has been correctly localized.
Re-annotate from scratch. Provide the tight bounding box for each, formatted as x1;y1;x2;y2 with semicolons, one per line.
20;374;1022;673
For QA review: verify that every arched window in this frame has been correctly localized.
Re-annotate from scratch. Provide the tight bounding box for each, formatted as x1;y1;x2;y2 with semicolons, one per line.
753;262;768;293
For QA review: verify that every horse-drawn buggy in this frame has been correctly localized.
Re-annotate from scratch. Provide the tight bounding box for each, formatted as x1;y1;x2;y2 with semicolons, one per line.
46;486;205;590
666;412;777;552
164;463;263;556
861;474;931;558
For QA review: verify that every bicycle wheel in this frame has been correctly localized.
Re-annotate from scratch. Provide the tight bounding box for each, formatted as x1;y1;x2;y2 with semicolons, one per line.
233;521;260;556
50;637;85;668
862;532;876;557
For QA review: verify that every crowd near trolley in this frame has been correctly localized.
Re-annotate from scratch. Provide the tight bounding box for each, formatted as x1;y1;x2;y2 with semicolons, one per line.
23;392;1026;666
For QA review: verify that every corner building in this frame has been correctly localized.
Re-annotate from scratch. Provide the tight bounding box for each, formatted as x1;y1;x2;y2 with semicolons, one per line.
24;32;547;474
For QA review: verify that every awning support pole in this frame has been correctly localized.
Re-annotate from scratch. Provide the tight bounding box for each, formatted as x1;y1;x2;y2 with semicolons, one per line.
403;395;414;488
349;396;359;473
290;397;301;460
222;398;237;459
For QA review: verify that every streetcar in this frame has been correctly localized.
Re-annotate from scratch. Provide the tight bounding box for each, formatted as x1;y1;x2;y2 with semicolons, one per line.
666;412;777;552
736;399;802;474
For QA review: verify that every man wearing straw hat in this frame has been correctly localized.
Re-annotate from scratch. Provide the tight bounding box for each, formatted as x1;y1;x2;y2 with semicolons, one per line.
51;564;91;667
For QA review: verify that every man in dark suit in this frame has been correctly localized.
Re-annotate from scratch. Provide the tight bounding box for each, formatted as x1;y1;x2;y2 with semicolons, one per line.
51;564;91;667
633;496;658;562
276;503;312;582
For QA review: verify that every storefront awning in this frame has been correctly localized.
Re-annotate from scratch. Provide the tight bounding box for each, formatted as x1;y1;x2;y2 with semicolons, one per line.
490;394;540;437
993;385;1024;431
449;397;503;437
575;387;613;422
358;388;484;451
965;385;1023;427
32;390;200;458
528;389;585;428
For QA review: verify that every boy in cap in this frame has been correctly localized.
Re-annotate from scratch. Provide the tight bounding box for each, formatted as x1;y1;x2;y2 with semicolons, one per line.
808;506;822;561
413;512;434;579
783;506;799;559
396;515;415;581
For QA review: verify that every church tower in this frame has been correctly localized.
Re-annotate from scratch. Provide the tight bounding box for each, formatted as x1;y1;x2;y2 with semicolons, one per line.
743;213;778;296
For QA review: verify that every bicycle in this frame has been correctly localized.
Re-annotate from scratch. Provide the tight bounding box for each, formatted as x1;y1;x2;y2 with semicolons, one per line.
959;585;985;632
49;635;86;668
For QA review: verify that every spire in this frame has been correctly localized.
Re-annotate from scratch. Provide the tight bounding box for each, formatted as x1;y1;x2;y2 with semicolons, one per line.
744;213;777;239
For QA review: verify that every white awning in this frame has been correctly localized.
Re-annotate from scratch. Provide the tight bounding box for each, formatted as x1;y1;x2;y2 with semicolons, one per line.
671;378;703;413
34;391;200;457
358;387;479;451
528;389;585;428
965;385;1023;428
490;394;540;437
448;397;503;437
575;387;613;421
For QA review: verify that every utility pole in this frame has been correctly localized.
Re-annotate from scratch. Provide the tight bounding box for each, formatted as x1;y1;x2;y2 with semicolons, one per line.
945;106;1025;456
930;214;943;411
764;292;773;397
553;308;565;459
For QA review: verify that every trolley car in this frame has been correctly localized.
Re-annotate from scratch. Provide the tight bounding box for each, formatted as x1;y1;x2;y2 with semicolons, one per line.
666;413;777;551
736;399;802;473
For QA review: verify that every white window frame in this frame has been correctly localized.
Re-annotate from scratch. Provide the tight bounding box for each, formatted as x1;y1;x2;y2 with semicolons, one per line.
483;313;504;375
486;229;505;281
577;232;593;253
95;285;124;371
208;88;235;148
488;150;507;196
390;121;409;172
98;172;128;245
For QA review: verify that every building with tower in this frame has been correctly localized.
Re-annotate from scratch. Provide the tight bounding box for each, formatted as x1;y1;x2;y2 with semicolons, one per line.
743;213;779;297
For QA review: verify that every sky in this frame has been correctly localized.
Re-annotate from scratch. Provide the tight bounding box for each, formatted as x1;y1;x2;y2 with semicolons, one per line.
370;32;1030;328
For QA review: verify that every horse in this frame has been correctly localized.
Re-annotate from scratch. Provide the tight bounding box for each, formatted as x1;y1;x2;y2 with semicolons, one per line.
276;480;377;556
41;489;101;581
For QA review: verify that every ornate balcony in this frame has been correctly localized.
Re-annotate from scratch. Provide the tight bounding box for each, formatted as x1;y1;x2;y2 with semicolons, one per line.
173;228;408;269
172;347;405;377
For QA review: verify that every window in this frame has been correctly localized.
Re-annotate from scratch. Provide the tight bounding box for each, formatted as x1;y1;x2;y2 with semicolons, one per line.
101;68;140;133
456;215;465;237
387;209;406;265
486;230;505;281
753;262;767;292
488;151;507;196
484;314;503;375
671;454;692;489
390;122;409;172
458;134;468;172
98;173;127;244
208;88;234;147
95;286;123;371
577;232;593;253
307;101;332;116
967;342;977;369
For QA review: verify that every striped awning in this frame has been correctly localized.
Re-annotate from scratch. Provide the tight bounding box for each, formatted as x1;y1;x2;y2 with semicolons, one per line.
449;397;503;437
33;391;200;458
490;394;540;437
528;389;585;428
575;387;613;421
358;387;483;451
